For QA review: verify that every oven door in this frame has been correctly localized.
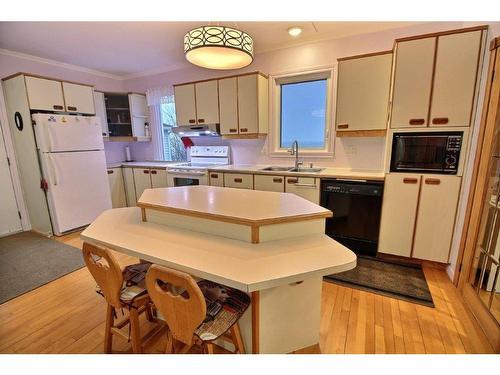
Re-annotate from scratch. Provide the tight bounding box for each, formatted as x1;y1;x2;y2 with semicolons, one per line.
390;132;459;174
166;170;208;187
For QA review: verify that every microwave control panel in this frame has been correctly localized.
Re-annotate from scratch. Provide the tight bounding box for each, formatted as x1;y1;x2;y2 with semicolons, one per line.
444;136;462;171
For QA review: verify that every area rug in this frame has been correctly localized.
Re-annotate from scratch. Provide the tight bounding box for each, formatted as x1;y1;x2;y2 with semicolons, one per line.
0;231;84;304
324;255;434;307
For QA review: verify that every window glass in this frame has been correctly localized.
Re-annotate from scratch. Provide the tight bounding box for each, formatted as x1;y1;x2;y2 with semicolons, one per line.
160;101;187;161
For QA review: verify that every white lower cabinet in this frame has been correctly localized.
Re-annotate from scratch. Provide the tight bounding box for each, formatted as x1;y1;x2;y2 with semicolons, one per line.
254;174;285;192
412;175;461;262
123;168;137;207
150;168;167;188
107;168;126;208
378;173;461;263
285;177;320;204
209;172;224;187
224;173;254;189
133;168;153;200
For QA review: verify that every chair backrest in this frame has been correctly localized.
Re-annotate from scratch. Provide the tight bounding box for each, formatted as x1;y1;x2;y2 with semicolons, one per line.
146;265;206;346
82;242;123;308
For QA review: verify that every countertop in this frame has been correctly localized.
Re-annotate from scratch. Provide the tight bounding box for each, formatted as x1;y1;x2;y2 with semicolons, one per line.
106;161;176;169
138;185;332;226
81;207;356;292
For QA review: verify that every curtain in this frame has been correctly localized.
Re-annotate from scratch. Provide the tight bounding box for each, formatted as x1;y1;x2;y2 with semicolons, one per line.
145;86;174;161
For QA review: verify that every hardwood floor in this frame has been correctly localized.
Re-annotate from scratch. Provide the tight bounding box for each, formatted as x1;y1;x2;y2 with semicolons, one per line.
0;231;494;354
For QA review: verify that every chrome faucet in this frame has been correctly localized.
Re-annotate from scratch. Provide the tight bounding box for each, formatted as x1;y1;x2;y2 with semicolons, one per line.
288;140;302;169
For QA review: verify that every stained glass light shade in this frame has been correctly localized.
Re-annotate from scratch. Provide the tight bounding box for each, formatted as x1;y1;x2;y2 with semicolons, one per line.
184;26;254;70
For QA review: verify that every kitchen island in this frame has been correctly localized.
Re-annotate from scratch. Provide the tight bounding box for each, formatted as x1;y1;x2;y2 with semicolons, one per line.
81;186;356;353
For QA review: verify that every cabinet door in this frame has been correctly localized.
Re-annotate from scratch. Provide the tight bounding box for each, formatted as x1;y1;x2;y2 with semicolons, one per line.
209;172;224;187
412;175;461;262
285;177;320;204
93;92;109;137
174;84;196;125
107;168;126;208
129;93;148;117
25;76;65;112
238;74;259;134
254;174;285;192
150;169;167;188
132;168;152;201
390;38;436;128
195;80;219;124
378;174;421;257
122;168;137;206
336;53;392;131
430;31;482;127
218;77;239;135
62;82;95;114
224;173;253;189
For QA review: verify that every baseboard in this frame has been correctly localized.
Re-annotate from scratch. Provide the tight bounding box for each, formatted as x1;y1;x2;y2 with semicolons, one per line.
446;265;455;283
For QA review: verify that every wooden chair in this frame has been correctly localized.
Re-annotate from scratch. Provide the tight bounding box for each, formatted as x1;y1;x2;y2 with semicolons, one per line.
145;264;248;354
82;242;159;354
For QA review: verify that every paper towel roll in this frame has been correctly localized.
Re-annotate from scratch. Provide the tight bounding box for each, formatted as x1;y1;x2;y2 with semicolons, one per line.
125;146;132;162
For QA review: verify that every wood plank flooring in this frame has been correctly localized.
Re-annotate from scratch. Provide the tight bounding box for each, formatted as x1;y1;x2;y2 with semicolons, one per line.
0;231;494;354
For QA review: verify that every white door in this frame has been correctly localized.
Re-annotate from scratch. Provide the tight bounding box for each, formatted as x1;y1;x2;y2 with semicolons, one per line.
285;177;320;204
41;150;111;235
93;91;109;137
129;94;149;138
174;84;197;125
218;77;239;135
62;82;95;114
107;168;127;208
195;80;219;124
133;168;152;201
0;127;22;236
24;76;65;112
254;174;285;192
151;169;167;188
32;114;103;152
238;74;259;134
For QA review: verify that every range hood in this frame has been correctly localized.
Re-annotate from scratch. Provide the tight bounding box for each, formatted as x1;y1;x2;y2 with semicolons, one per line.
172;124;220;137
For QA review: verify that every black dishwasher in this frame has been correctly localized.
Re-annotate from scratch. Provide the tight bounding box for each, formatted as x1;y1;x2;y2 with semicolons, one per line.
320;179;384;257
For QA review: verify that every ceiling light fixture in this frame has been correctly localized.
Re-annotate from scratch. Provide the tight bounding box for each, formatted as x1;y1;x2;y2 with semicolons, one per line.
287;26;303;37
184;26;254;70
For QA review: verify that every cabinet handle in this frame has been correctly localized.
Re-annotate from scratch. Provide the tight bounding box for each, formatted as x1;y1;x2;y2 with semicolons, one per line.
229;128;237;133
287;178;298;184
107;170;114;174
151;170;157;175
273;178;283;183
409;118;425;125
197;118;205;123
432;117;449;125
425;178;441;185
234;178;243;183
53;105;63;110
67;106;77;111
403;177;418;184
240;128;248;132
337;123;349;129
189;119;196;124
143;170;150;174
210;173;219;179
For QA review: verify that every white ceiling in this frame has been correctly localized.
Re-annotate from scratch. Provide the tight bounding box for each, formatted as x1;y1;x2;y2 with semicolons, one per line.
0;22;422;78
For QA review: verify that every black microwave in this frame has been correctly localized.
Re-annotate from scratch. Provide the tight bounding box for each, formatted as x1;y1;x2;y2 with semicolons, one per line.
390;131;463;174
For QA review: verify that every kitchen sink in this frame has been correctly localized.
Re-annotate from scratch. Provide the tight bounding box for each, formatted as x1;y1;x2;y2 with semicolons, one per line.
288;167;324;173
260;166;294;171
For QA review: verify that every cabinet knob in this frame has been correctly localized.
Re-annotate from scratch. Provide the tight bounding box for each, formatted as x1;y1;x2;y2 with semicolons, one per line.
189;119;196;124
197;118;205;123
240;128;248;132
143;170;150;174
403;177;418;184
432;117;449;125
273;178;283;183
53;105;64;110
151;170;157;175
210;174;219;179
234;178;243;183
425;178;441;185
67;106;77;111
107;170;114;174
409;119;425;125
337;123;349;129
229;128;237;133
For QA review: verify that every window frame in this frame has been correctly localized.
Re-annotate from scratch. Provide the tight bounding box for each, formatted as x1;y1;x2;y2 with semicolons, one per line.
269;68;335;157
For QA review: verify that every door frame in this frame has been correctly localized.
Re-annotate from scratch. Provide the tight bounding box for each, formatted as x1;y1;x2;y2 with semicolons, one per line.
0;82;30;231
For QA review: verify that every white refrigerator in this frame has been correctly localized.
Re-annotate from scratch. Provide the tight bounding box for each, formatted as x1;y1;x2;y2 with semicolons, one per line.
32;114;112;235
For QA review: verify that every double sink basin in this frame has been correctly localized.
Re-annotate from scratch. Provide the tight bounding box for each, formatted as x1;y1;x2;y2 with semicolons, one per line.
260;166;324;173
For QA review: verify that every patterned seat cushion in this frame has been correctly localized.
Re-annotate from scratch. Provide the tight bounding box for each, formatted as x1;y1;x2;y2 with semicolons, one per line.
194;280;250;341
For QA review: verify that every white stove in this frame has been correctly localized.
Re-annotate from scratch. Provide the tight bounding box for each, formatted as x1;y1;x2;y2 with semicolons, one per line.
166;146;230;186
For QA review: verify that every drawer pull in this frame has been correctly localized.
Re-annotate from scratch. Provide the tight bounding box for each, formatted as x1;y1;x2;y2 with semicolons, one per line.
425;178;441;185
143;170;150;174
234;178;243;183
294;183;317;188
67;106;77;111
289;281;304;286
403;178;418;184
432;117;449;125
53;105;64;110
337;123;349;129
151;170;157;175
210;174;219;179
229;128;237;133
189;119;196;124
197;118;205;123
240;128;248;132
409;118;425;125
107;170;114;174
273;178;283;183
287;178;298;184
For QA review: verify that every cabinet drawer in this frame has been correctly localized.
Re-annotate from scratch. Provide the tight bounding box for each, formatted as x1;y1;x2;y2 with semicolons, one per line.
254;174;285;192
285;177;320;204
209;172;224;187
224;173;254;189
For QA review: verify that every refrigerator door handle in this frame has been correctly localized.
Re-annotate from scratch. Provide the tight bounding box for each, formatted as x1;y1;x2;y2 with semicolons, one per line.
46;126;54;152
48;154;58;186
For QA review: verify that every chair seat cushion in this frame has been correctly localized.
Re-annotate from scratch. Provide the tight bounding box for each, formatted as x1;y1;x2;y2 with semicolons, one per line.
194;280;250;341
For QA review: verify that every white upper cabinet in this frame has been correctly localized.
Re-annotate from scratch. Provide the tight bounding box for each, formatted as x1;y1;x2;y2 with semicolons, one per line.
25;76;65;112
218;77;239;135
336;52;392;132
62;82;95;114
174;84;197;125
93;91;109;137
195;80;219;124
237;74;259;134
390;37;435;128
430;31;482;127
128;93;149;138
